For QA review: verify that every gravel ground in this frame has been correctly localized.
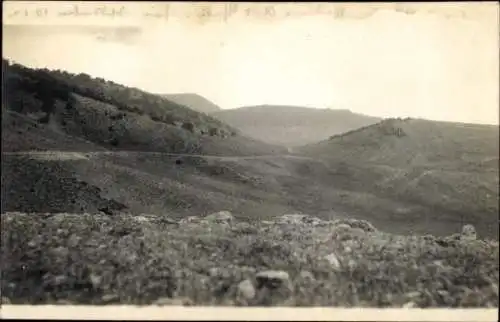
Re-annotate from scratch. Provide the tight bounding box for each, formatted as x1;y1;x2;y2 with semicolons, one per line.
1;211;498;307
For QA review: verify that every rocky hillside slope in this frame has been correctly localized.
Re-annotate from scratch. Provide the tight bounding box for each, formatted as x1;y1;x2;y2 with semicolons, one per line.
1;211;498;307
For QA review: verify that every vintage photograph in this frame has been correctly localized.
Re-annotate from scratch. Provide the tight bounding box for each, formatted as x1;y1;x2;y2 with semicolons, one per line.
1;1;498;318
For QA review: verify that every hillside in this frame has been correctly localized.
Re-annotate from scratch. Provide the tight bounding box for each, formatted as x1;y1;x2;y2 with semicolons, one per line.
2;108;107;153
2;59;285;156
161;93;222;114
212;105;381;147
295;118;500;239
297;118;499;167
2;60;498;241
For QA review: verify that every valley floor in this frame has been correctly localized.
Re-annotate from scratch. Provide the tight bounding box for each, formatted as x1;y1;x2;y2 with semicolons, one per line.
1;212;498;307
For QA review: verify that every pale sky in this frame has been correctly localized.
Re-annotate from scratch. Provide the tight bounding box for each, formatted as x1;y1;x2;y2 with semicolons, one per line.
2;2;499;124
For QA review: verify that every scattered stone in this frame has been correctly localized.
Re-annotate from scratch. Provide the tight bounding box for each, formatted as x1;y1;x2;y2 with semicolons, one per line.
301;216;322;226
346;259;357;270
49;246;70;258
98;206;116;216
403;301;417;308
330;219;377;232
204;211;234;224
299;270;315;281
436;234;461;247
52;275;69;286
239;266;257;274
331;225;360;241
314;220;328;227
343;246;353;253
179;216;200;224
221;298;235;306
159;217;179;225
89;273;102;288
208;267;231;279
101;294;119;303
256;270;290;289
209;267;220;277
277;214;324;226
432;260;445;268
278;214;308;225
422;235;435;242
349;219;377;232
133;215;150;223
333;223;352;231
461;224;477;241
237;279;256;300
154;297;194;306
324;253;342;270
349;227;367;238
405;291;422;299
232;222;257;234
490;283;499;298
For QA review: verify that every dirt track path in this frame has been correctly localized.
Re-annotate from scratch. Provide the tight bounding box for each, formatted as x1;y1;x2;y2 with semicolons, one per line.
1;150;317;162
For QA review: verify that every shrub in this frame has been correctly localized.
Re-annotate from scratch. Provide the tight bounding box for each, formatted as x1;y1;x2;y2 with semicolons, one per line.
181;122;195;133
209;127;219;137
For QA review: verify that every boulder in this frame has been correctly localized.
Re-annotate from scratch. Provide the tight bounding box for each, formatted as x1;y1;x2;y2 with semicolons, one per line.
298;270;315;281
153;297;194;306
237;279;256;300
330;224;354;241
277;214;325;226
302;216;323;226
324;253;342;271
231;222;258;234
349;219;377;232
179;216;200;224
204;211;234;224
332;218;377;232
255;270;290;289
461;224;477;241
133;215;150;223
278;214;308;225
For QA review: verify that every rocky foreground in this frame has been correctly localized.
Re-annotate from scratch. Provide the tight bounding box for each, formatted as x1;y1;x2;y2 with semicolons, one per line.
1;211;498;307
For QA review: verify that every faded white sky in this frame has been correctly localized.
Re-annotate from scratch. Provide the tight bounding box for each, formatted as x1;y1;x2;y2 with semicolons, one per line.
2;2;499;124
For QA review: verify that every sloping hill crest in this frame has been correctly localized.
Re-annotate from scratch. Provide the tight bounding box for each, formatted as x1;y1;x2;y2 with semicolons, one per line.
2;59;285;156
161;93;222;114
212;104;381;147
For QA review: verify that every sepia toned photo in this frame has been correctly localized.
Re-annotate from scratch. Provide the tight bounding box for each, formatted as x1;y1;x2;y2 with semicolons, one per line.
1;1;499;321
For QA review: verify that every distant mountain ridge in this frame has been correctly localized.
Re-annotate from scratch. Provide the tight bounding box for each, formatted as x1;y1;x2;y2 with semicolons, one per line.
161;93;222;114
212;104;382;147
